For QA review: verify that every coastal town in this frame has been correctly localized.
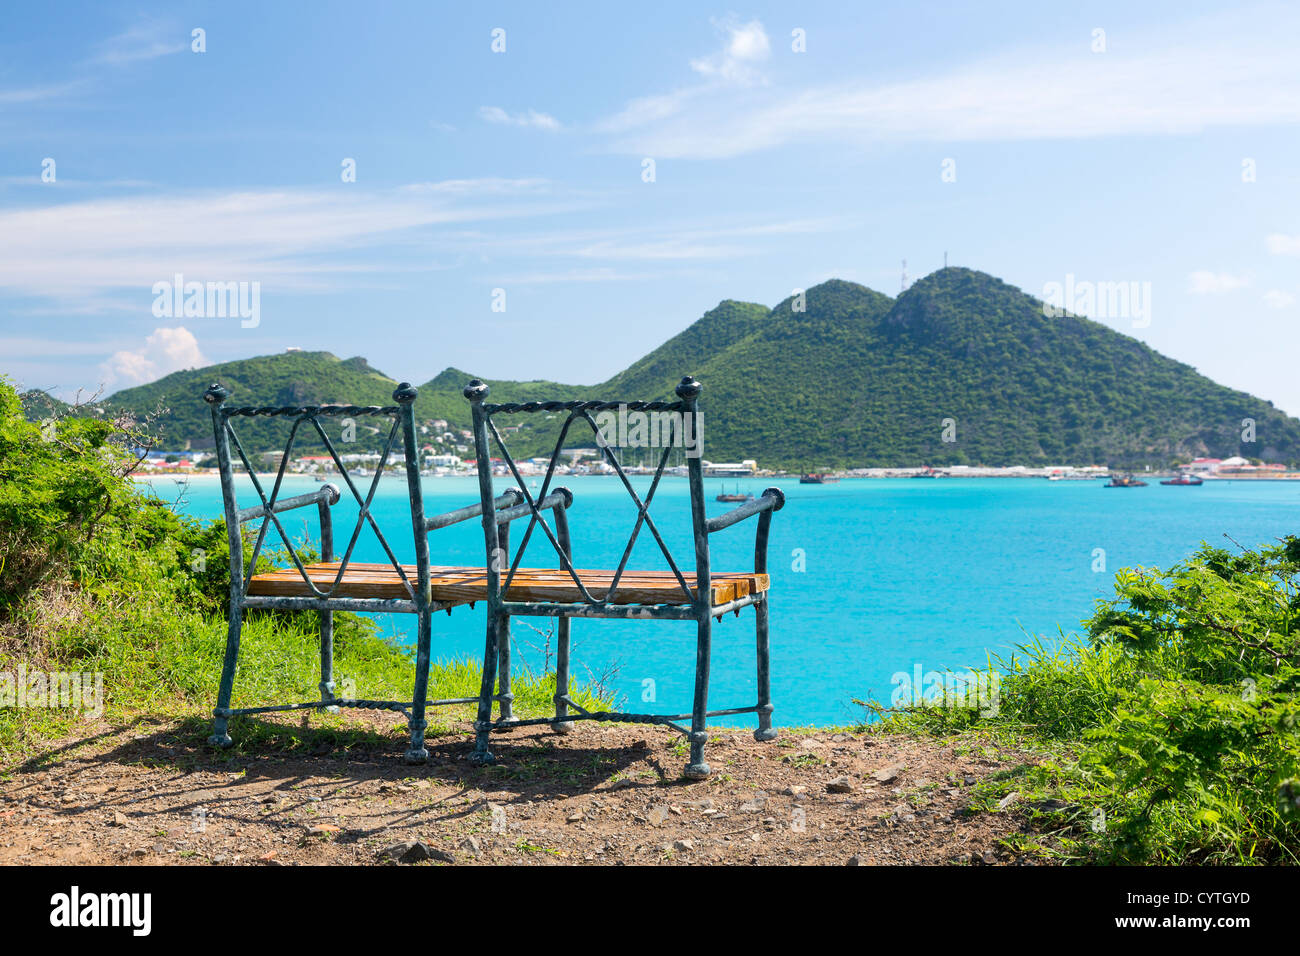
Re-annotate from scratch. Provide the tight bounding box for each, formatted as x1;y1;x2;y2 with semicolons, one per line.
129;441;1300;482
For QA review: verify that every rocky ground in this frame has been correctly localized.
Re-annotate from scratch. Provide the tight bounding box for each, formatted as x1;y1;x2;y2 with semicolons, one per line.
0;712;1053;866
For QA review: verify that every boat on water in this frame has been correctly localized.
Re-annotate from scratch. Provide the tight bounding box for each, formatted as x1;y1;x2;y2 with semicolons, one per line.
1160;474;1204;486
716;483;754;502
1106;474;1148;488
911;466;944;478
799;473;840;484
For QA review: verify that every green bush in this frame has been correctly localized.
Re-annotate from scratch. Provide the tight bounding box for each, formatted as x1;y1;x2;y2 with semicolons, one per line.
872;539;1300;864
0;378;608;763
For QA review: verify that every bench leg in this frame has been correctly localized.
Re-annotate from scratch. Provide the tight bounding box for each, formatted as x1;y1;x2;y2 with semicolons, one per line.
551;614;575;734
208;604;243;748
405;608;431;763
754;596;777;742
496;612;516;726
684;615;712;779
319;610;339;714
470;608;500;765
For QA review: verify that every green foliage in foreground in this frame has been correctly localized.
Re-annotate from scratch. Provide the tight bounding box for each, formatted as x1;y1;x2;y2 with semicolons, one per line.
0;378;608;765
869;539;1300;864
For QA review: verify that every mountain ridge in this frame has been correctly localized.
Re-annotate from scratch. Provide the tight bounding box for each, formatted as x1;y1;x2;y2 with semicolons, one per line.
21;268;1300;468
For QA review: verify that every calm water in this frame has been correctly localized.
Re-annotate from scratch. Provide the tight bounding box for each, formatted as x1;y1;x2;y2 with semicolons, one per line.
141;474;1300;728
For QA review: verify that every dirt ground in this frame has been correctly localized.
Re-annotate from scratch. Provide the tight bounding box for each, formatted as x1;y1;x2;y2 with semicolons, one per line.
0;712;1051;866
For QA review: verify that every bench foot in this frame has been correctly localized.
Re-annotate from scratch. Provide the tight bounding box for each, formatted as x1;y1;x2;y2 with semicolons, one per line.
208;732;233;749
550;720;576;735
683;760;710;780
468;748;494;766
404;747;428;764
753;727;778;742
319;680;339;715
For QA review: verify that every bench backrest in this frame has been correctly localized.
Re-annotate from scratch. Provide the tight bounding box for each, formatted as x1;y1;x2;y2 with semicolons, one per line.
462;375;713;610
202;382;431;605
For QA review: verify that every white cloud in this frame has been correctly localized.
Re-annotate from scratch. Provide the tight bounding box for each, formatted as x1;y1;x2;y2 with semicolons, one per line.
479;106;561;130
100;327;205;387
493;268;659;285
0;81;85;105
690;18;771;85
602;6;1300;159
0;180;580;308
91;21;188;67
1188;271;1250;294
448;217;843;262
1263;289;1296;309
1266;233;1300;256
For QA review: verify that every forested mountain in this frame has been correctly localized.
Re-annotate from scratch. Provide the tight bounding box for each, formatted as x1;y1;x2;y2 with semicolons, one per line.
24;269;1300;468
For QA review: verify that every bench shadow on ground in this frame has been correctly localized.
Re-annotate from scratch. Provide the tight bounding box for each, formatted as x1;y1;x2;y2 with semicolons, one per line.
5;713;698;851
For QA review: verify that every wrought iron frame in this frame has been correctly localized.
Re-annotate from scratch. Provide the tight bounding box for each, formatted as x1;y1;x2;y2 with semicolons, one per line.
202;381;566;763
464;375;785;779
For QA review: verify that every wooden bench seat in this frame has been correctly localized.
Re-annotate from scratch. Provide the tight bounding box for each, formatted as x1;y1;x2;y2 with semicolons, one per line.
247;561;768;607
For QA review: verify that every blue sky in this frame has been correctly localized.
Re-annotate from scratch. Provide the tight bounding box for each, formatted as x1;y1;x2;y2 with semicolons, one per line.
2;1;1299;412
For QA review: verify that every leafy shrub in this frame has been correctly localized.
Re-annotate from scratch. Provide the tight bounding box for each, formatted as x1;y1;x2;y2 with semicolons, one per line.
873;538;1300;863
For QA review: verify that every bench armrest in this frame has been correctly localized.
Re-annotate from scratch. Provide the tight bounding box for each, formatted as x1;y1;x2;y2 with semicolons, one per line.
235;483;341;524
496;487;573;525
705;487;785;534
424;488;524;532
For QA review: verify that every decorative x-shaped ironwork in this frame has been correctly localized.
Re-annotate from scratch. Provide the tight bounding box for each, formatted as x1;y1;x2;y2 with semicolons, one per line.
221;407;414;601
483;402;695;605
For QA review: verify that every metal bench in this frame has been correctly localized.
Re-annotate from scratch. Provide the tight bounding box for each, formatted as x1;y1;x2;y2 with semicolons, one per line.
201;381;568;763
462;375;785;779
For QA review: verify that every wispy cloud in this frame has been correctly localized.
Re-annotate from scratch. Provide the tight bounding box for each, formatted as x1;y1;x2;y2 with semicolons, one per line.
1188;271;1250;294
493;268;660;285
90;21;188;67
0;180;584;308
1266;233;1300;256
444;217;844;263
0;81;85;105
602;7;1300;159
1263;289;1296;309
479;106;561;130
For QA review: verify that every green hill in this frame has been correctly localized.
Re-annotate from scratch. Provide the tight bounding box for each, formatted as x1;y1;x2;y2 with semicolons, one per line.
25;269;1300;468
679;269;1300;468
99;351;402;455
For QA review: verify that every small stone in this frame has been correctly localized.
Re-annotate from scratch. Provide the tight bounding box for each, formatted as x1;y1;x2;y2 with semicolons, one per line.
111;811;130;827
784;785;807;797
460;835;482;857
632;739;649;750
739;792;767;812
962;775;977;786
982;850;998;864
647;805;669;827
827;776;855;794
566;811;584;824
872;765;903;785
379;840;433;864
997;791;1020;811
672;839;694;852
846;855;864;866
308;824;341;836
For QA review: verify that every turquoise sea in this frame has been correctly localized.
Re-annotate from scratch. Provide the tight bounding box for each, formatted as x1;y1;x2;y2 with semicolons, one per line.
141;474;1300;729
